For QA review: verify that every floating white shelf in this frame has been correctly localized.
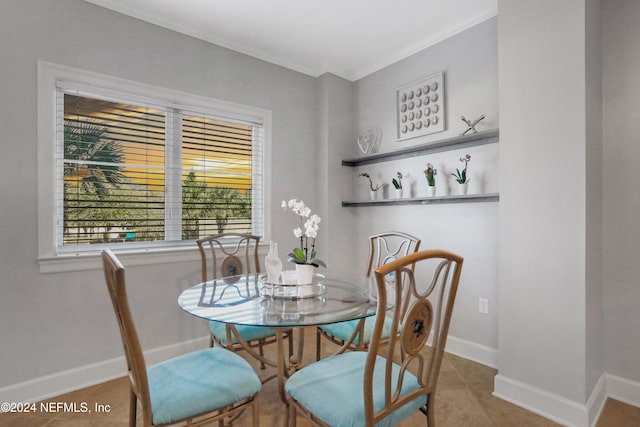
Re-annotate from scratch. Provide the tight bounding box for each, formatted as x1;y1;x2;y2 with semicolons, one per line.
342;129;500;206
342;129;499;167
342;193;499;207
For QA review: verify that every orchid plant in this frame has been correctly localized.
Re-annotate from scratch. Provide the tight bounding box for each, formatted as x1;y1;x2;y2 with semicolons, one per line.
423;163;437;186
391;171;403;189
281;199;326;268
359;172;381;191
451;154;471;184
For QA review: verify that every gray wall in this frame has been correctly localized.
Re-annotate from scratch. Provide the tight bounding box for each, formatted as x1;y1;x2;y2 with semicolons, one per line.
497;0;591;406
602;0;640;384
585;0;604;402
352;19;500;357
316;74;358;280
496;0;640;424
0;0;318;388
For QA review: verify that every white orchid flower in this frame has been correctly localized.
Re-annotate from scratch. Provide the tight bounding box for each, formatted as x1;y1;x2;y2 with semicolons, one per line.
283;198;326;268
305;227;317;239
303;218;318;230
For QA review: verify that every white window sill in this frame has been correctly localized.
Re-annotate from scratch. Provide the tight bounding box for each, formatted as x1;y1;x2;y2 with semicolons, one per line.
37;244;270;274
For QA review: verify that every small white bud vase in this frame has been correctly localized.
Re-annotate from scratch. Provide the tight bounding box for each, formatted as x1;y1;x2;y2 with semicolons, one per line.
459;183;469;195
295;264;314;284
428;186;436;196
395;188;403;198
265;241;283;283
370;190;378;201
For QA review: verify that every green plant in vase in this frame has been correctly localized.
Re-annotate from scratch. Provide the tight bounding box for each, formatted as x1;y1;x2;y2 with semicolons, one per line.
423;163;437;196
391;171;403;189
391;171;404;198
451;154;471;194
359;172;381;200
423;163;437;186
451;154;471;184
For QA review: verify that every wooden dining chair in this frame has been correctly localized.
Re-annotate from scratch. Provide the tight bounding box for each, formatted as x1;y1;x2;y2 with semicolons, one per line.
287;249;464;427
316;231;421;360
101;249;262;427
197;233;292;369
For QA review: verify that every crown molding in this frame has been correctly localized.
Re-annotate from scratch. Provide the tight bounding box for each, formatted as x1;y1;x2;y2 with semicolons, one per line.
84;0;497;82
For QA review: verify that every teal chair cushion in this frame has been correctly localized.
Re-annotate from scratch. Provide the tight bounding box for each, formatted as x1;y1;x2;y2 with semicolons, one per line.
209;320;277;344
320;316;393;345
148;347;261;425
285;352;427;427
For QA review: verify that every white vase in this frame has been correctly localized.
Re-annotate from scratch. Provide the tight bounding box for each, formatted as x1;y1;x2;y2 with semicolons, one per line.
295;264;315;284
265;241;283;283
369;190;378;201
428;186;436;196
395;188;403;198
459;183;469;195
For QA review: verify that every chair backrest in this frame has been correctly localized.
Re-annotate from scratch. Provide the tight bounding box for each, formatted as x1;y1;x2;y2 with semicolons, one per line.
365;250;463;426
102;249;152;423
366;231;421;276
366;232;421;300
197;233;261;281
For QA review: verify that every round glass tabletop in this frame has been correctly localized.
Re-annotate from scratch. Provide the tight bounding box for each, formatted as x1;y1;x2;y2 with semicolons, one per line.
178;274;375;328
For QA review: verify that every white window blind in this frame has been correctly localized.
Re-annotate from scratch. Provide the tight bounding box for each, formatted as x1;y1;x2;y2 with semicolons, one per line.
56;86;264;252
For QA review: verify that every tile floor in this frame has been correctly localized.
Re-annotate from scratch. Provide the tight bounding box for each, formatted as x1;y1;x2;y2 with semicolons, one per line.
1;328;639;426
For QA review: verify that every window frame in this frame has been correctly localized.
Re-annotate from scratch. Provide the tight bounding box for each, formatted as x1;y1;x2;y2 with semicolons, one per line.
37;61;272;273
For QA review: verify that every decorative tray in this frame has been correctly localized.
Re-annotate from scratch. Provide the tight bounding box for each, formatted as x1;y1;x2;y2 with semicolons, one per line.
258;272;327;299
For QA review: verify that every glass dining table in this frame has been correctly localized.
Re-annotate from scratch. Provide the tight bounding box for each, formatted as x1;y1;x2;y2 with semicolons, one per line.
177;272;376;404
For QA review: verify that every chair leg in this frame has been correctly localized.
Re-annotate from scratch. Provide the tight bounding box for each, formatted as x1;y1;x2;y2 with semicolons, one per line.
258;339;266;369
252;395;260;427
128;388;137;427
288;331;294;358
288;401;297;427
315;328;321;361
209;333;214;348
426;396;435;427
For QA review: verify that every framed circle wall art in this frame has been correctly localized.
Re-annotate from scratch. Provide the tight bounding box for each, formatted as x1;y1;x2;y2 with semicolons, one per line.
396;71;446;141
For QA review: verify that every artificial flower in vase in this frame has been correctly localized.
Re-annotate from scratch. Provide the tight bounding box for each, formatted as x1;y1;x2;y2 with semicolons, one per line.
451;154;471;195
423;163;437;196
281;199;326;284
392;171;403;198
359;172;381;200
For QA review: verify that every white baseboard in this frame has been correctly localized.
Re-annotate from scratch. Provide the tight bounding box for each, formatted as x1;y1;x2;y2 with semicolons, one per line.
588;374;608;427
494;374;589;427
493;372;610;427
0;336;209;406
606;373;640;409
441;334;498;369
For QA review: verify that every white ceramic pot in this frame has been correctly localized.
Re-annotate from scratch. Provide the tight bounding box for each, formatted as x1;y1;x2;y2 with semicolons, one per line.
460;183;469;195
370;190;378;200
295;264;315;284
395;188;403;198
428;186;436;196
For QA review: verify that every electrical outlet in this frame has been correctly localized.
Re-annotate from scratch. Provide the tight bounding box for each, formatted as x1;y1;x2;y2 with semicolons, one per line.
479;298;489;315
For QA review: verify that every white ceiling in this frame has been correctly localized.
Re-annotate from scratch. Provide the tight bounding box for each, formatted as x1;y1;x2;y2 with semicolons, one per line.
84;0;497;81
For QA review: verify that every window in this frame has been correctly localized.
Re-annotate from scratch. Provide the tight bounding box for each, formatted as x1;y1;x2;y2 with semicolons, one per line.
38;62;271;270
